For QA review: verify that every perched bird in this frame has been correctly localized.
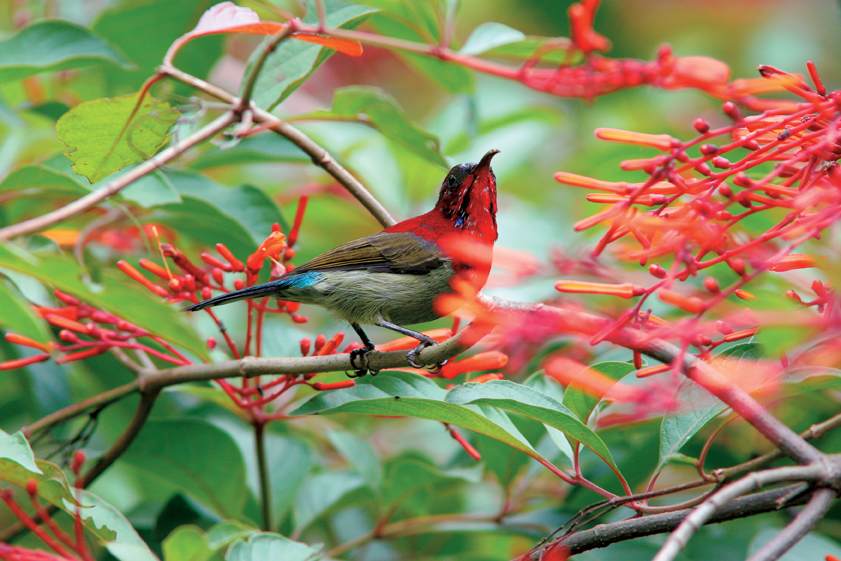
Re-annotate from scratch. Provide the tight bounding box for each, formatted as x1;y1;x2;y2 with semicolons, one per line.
185;149;499;376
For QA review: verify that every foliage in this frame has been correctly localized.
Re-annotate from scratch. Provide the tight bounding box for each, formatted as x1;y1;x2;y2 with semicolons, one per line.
1;1;841;561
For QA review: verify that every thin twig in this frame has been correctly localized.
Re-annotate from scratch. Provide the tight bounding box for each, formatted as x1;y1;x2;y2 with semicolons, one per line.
237;22;296;112
0;112;238;240
746;487;837;561
159;64;396;228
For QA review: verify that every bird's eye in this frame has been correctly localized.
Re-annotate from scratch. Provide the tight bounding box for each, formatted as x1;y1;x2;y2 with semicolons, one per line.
446;175;459;189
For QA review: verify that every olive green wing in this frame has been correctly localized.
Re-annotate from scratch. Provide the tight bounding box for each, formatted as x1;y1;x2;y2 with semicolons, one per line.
293;231;444;275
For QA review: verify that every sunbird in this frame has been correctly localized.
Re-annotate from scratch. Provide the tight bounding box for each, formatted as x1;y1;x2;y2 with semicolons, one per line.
185;149;499;376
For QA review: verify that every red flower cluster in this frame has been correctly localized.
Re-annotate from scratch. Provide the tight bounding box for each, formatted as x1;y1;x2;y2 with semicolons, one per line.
552;62;841;375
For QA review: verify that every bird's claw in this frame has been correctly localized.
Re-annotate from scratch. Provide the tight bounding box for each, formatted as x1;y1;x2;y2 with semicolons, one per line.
406;342;446;374
348;346;378;378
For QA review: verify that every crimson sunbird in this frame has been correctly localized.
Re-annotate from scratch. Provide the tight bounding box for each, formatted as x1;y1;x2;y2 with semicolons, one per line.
185;149;499;376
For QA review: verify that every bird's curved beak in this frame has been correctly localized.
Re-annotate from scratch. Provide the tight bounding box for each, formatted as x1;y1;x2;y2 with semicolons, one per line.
473;149;499;178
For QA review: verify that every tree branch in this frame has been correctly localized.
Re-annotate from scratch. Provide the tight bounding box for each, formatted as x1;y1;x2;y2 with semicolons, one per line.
746;487;837;561
544;484;813;556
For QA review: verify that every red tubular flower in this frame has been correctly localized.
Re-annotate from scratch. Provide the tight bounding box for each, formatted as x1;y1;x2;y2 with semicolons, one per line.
0;354;51;371
215;243;244;272
636;364;670;378
117;261;169;297
438;351;508;380
555;280;645;299
769;254;817;272
312;380;356;391
5;333;53;353
469;372;504;383
658;289;705;313
55;346;109;364
594;128;675;150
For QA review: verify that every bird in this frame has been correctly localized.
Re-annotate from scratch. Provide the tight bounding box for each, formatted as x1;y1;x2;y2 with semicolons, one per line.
185;149;500;376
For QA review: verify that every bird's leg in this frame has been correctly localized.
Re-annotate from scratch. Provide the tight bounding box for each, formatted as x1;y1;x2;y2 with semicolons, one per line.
375;320;448;373
348;323;377;378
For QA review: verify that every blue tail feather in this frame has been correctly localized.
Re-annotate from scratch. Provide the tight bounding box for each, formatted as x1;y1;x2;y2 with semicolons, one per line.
183;272;322;312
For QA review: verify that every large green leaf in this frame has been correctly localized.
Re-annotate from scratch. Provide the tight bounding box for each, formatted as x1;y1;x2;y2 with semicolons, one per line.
293;471;366;530
119;419;248;518
370;15;475;95
459;22;526;56
349;0;440;41
446;380;619;472
120;170;181;208
290;372;564;474
265;434;313;525
0;280;51;343
56;92;180;183
250;0;377;110
189;135;309;170
72;489;159;561
154;170;286;258
0;20;133;84
226;533;323;561
298;86;447;167
0;431;78;507
656;343;765;476
0;242;209;360
93;0;224;91
163;521;258;561
326;429;382;490
0;165;90;197
561;361;637;423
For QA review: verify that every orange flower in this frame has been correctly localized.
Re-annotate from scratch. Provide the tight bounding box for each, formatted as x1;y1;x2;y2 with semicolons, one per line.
247;231;287;272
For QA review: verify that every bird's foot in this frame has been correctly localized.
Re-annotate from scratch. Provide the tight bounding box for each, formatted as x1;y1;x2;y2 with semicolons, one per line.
406;341;447;374
348;345;378;378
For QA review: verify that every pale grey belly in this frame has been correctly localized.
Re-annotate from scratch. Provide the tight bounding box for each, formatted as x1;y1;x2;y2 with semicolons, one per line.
309;265;454;325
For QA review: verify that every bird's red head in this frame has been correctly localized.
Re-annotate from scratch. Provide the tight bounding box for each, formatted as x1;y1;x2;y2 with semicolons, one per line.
434;149;499;242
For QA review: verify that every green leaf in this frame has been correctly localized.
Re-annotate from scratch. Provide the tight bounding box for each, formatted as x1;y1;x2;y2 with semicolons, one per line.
265;435;313;525
71;489;159;561
163;525;214;561
93;0;224;91
379;455;476;506
300;86;447;167
120;170;181;208
0;242;209;361
290;372;562;475
155;170;286;258
0;280;51;342
205;520;259;550
656;343;765;476
0;165;90;197
118;419;248;518
251;0;377;111
56;92;180;183
190;135;309;170
326;429;382;490
561;361;637;422
351;0;440;40
460;22;526;56
0;20;133;84
293;471;366;530
226;533;323;561
0;431;41;474
0;432;79;508
446;380;619;472
370;15;474;95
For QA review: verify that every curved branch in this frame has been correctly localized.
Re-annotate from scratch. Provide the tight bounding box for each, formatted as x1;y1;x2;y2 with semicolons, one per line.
159;64;396;228
746;487;837;561
652;465;824;561
545;484;813;556
0;112;238;240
